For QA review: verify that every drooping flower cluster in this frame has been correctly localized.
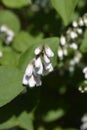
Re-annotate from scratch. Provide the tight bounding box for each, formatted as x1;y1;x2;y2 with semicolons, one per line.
0;25;14;45
57;13;87;72
22;45;54;87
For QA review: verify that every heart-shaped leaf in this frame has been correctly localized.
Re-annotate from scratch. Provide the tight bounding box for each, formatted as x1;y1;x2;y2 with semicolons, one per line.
51;0;78;25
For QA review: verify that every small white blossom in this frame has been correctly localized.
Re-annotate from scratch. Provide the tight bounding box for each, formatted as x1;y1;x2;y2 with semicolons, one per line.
34;57;43;75
0;51;3;58
78;17;84;26
63;47;68;56
0;25;7;32
69;43;78;50
34;47;42;55
25;64;33;76
28;75;36;87
22;74;29;85
44;62;53;72
60;35;66;46
44;45;54;57
83;67;87;79
76;28;83;35
69;30;78;39
57;48;63;60
43;54;50;63
72;21;78;27
83;13;87;26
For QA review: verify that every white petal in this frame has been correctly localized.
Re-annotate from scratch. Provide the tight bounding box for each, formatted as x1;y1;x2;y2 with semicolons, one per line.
0;25;7;32
25;64;33;76
70;31;78;39
83;13;87;26
28;75;36;87
34;57;42;68
34;47;42;55
60;35;66;46
22;74;29;85
0;51;3;58
83;67;87;74
69;43;78;50
72;21;78;27
63;48;68;56
43;54;50;63
57;48;63;59
76;28;83;35
44;46;54;57
7;30;14;37
78;17;84;26
44;62;53;72
85;74;87;79
6;36;13;44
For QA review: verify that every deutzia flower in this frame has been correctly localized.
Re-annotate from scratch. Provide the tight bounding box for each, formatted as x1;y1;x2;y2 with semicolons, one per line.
83;13;87;26
0;25;14;45
44;45;54;57
69;43;78;50
22;63;42;87
34;46;42;55
83;67;87;79
60;35;66;46
78;17;84;27
72;21;78;27
34;57;43;75
57;47;63;60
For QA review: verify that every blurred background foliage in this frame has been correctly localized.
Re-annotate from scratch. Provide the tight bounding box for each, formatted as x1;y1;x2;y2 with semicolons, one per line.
0;0;87;130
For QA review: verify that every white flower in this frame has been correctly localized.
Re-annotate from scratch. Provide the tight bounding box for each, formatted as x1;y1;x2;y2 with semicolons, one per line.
63;47;68;56
44;62;53;72
25;64;33;76
34;57;43;75
0;25;7;32
72;21;78;27
22;74;29;85
69;43;78;50
44;46;54;57
83;67;87;79
28;75;36;87
83;13;87;26
60;35;66;46
0;51;3;58
78;17;84;26
43;54;50;63
76;28;83;35
69;30;78;39
57;47;63;60
34;47;42;55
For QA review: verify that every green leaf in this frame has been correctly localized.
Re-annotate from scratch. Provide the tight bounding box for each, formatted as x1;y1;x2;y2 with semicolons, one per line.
0;66;23;107
0;116;17;129
0;47;20;67
18;111;34;130
51;0;78;25
80;29;87;53
43;109;65;122
2;0;31;8
0;10;20;33
18;37;59;74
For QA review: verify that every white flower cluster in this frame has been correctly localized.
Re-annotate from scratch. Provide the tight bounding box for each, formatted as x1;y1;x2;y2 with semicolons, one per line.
22;45;54;87
0;25;14;45
80;114;87;130
58;13;87;61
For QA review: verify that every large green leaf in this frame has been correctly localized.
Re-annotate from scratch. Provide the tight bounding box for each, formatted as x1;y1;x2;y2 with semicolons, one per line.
80;29;87;53
2;0;31;8
0;66;23;107
12;31;43;53
18;37;59;74
51;0;78;25
0;10;20;33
